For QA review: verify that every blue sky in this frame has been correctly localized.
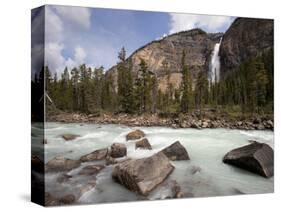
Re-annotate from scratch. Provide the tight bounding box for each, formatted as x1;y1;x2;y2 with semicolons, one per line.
32;5;235;75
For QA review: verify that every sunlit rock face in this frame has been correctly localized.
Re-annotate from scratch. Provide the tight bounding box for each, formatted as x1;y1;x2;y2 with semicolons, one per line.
220;18;273;77
108;29;222;92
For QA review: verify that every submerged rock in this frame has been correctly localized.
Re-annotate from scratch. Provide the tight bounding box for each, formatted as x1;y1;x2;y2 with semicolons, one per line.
126;129;145;140
46;156;81;172
80;148;108;162
110;143;127;158
135;138;152;150
223;142;274;178
112;152;174;196
61;134;80;141
78;164;105;176
57;173;72;183
160;141;190;160
45;193;76;206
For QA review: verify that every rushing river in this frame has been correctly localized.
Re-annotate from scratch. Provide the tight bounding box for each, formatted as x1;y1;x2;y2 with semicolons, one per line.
32;122;274;204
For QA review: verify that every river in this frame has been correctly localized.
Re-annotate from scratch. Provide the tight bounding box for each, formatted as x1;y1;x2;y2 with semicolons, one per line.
32;122;274;204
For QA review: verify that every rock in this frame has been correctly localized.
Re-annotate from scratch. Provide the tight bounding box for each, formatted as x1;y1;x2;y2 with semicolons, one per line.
108;29;222;92
201;121;208;128
61;134;80;141
78;165;105;176
223;142;274;178
110;143;127;158
78;180;97;197
80;148;108;162
46;156;81;172
31;155;44;172
160;141;190;161
126;129;145;140
106;156;117;165
190;166;202;175
45;192;76;206
112;152;174;196
255;124;265;130
148;180;183;199
59;194;75;205
106;156;131;165
135;138;152;150
191;122;201;129
57;173;72;183
220;18;273;77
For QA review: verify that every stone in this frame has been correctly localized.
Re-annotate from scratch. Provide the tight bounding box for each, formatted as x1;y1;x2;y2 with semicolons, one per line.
61;134;80;141
46;156;81;172
57;173;72;183
126;129;145;140
110;143;127;158
135;138;152;150
59;194;75;205
223;142;274;178
78;165;105;176
112;152;174;196
160;141;190;161
80;148;108;162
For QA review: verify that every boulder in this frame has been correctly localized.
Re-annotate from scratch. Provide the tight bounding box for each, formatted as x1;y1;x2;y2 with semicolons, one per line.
223;142;274;178
61;134;80;141
160;141;190;161
78;164;105;176
135;138;152;150
80;148;108;162
126;129;145;140
112;152;174;196
110;143;127;158
46;156;81;172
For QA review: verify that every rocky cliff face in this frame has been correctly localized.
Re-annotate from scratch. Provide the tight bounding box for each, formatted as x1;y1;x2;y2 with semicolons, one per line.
108;29;222;92
220;18;273;77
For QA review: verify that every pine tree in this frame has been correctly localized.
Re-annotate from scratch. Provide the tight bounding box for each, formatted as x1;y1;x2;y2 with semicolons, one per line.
117;47;134;113
180;50;192;113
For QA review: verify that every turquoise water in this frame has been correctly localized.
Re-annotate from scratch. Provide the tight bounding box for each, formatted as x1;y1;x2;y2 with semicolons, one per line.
33;122;274;204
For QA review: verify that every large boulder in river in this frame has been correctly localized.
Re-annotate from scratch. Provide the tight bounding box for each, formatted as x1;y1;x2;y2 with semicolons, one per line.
223;142;274;178
126;129;145;140
61;134;80;141
80;148;108;162
136;138;152;150
112;152;174;196
160;141;190;161
110;143;127;158
46;156;81;172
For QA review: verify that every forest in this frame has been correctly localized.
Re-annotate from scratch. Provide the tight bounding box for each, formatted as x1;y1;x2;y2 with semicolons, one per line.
33;47;273;118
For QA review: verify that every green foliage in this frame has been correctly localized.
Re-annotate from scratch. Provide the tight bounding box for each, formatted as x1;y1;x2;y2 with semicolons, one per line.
43;48;273;117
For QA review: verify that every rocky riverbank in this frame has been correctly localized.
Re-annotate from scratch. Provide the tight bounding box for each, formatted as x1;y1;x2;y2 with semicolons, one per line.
47;112;274;130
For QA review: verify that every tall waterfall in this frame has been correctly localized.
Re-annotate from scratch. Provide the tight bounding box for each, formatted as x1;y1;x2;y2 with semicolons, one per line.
209;38;222;83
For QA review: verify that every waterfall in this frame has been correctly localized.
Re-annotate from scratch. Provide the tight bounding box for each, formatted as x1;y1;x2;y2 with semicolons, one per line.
209;38;222;83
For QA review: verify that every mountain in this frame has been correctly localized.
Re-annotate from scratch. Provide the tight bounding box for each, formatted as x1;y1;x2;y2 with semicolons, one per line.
108;29;222;92
220;18;273;77
108;17;273;92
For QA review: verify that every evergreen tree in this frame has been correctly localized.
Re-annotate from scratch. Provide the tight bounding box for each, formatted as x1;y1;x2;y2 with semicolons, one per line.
180;50;192;113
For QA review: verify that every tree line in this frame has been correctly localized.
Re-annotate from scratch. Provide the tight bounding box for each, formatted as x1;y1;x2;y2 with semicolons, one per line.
34;47;273;116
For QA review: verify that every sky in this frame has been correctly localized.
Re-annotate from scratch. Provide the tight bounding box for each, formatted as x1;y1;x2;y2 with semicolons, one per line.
31;5;235;76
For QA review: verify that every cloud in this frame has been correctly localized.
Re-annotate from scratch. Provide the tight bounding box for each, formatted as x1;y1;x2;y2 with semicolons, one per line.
41;6;92;75
169;13;234;34
45;42;66;74
45;6;63;43
54;6;91;29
